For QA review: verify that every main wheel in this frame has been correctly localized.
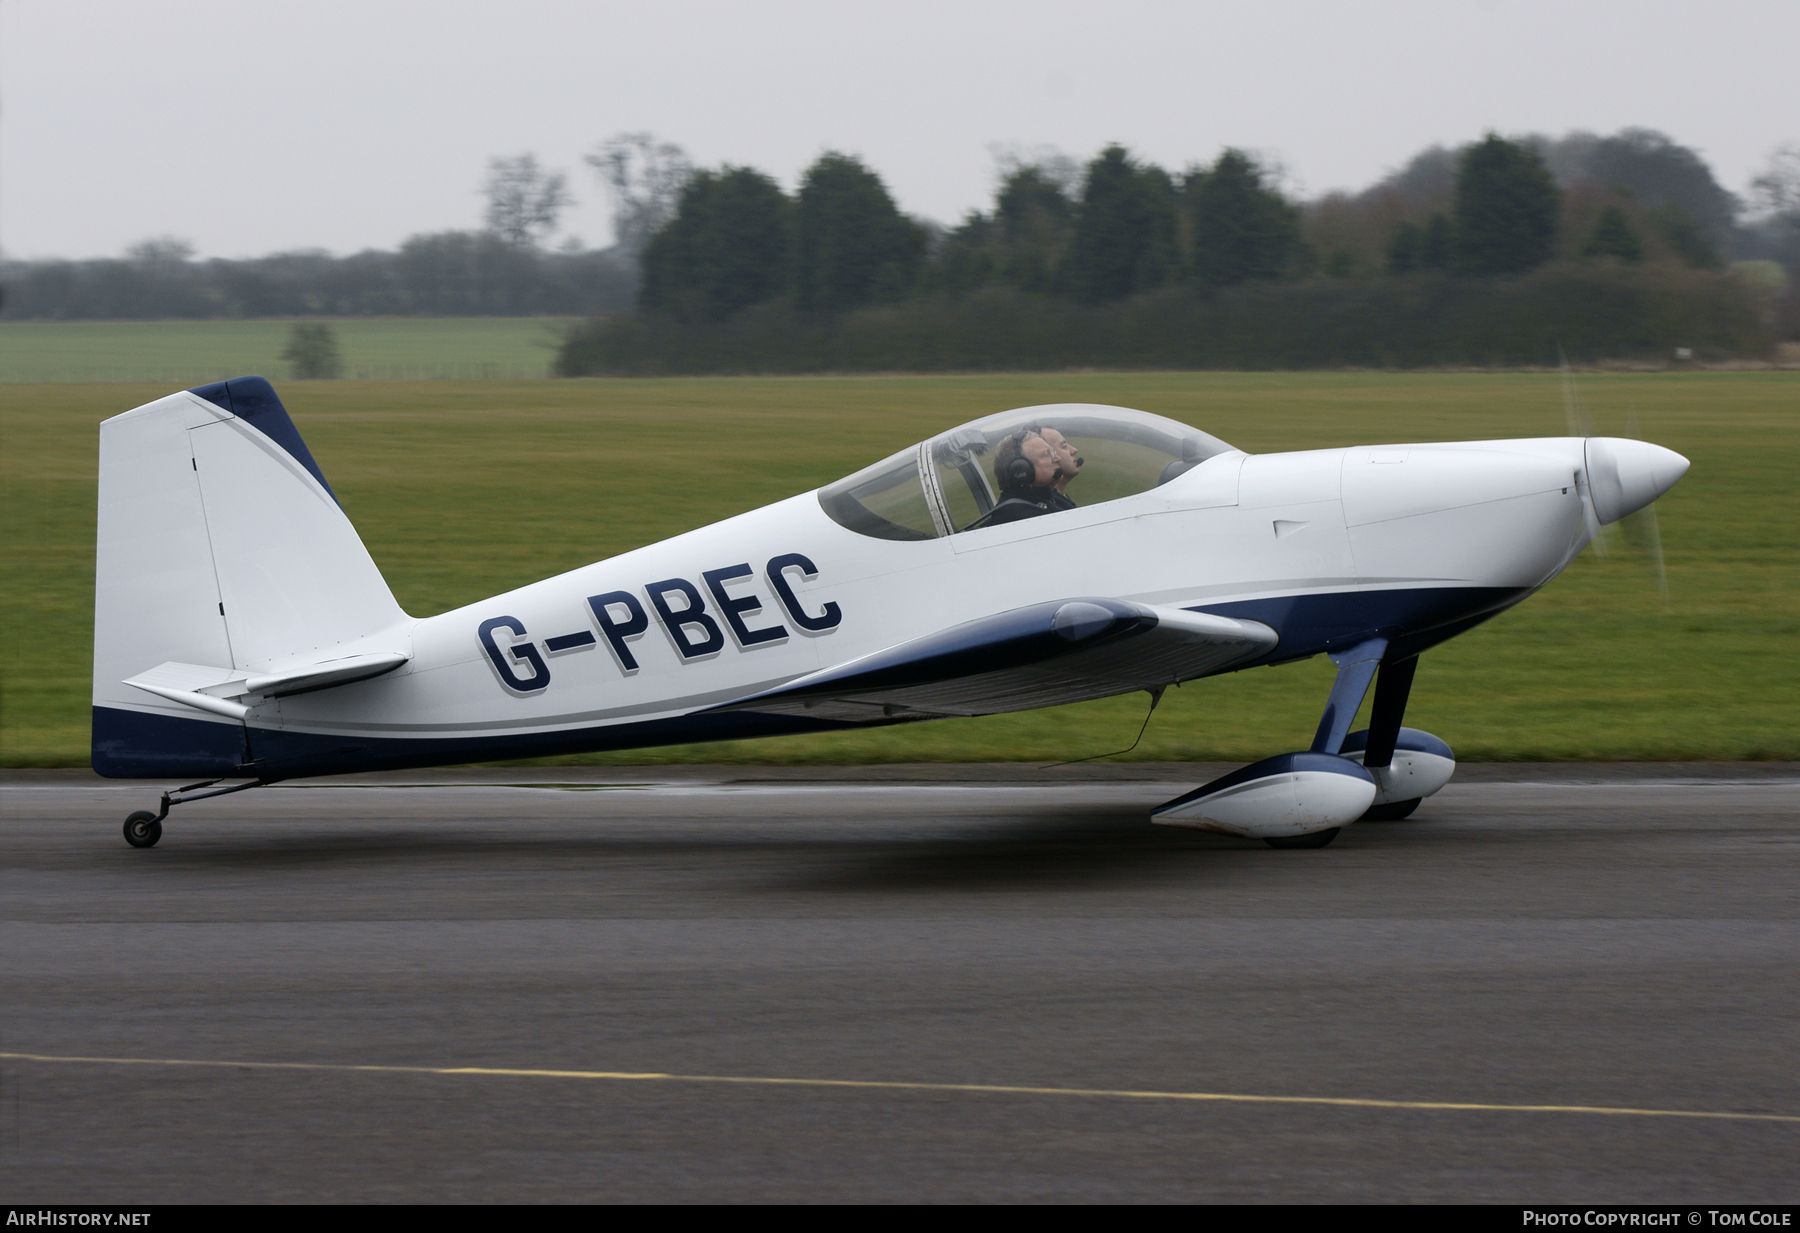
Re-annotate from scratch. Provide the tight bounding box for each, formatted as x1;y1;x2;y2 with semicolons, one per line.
1264;827;1340;850
1361;798;1422;821
123;811;163;849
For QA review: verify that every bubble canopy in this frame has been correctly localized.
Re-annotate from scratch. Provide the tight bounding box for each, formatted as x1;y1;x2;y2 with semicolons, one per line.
818;404;1237;541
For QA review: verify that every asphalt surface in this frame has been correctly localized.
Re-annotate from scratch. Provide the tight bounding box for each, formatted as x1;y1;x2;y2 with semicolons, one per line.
2;764;1797;1203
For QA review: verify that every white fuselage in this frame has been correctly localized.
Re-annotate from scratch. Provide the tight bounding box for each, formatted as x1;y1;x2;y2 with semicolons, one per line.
260;437;1596;763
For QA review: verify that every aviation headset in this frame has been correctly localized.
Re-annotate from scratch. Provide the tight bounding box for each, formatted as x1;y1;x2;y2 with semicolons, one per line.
1000;428;1047;489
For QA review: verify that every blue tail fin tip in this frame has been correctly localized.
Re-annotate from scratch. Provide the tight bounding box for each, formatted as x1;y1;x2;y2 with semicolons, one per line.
188;376;337;503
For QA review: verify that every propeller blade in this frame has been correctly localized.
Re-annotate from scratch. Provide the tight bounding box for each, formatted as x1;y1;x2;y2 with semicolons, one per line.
1619;503;1670;607
1559;346;1608;556
1620;406;1670;607
1557;344;1595;438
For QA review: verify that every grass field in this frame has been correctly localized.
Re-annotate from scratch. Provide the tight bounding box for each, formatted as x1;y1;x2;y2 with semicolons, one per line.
3;371;1795;767
0;318;574;383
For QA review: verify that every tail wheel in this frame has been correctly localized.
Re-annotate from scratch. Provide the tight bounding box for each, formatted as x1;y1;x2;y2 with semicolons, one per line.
1264;827;1340;850
123;811;163;849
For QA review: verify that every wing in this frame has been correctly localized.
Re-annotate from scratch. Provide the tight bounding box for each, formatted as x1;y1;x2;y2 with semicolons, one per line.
707;598;1277;723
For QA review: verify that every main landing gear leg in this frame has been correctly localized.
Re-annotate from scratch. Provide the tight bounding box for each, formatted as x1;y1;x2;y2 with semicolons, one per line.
1310;637;1389;757
122;777;267;848
1359;656;1424;820
1259;636;1390;849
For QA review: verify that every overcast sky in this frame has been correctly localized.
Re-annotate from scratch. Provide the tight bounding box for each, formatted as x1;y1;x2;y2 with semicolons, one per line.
2;0;1794;260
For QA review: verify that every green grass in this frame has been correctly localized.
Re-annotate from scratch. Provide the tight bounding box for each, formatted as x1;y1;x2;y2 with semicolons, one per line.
3;371;1796;767
0;318;574;383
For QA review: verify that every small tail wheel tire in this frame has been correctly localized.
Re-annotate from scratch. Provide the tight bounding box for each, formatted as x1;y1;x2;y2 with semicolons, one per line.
124;811;163;849
1264;827;1340;850
1361;798;1422;821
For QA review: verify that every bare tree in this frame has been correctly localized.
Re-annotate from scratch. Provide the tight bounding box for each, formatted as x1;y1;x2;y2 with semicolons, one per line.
585;133;692;261
987;142;1081;196
483;154;574;248
125;236;196;268
1748;144;1800;219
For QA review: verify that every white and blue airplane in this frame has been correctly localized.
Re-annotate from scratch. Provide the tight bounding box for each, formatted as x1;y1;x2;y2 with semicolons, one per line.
94;377;1688;849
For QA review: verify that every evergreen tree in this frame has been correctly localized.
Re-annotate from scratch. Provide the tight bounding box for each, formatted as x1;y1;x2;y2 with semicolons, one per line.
281;322;342;379
1649;203;1721;269
1453;135;1560;275
928;213;1000;296
922;165;1076;297
639;167;791;321
993;166;1075;291
791;153;925;313
1581;205;1645;263
1061;146;1178;303
1386;222;1422;274
1420;213;1454;269
1187;149;1300;288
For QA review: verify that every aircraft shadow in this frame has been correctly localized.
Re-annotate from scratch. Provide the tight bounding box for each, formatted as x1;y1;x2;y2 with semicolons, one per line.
105;801;1260;892
764;807;1253;893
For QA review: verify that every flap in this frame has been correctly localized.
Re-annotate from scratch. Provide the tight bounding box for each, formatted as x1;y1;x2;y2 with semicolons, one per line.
707;598;1276;722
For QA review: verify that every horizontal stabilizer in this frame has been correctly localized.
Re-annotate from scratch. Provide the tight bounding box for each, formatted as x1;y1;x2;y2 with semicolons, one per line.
124;651;409;719
708;598;1275;722
122;663;254;720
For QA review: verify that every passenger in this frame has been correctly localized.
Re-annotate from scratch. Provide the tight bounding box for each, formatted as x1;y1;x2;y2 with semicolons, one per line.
983;430;1062;525
1038;426;1081;511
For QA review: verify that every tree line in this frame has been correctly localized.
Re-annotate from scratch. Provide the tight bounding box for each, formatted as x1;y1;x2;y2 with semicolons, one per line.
636;129;1793;312
6;129;1795;367
0;233;636;321
0;150;650;321
562;130;1795;371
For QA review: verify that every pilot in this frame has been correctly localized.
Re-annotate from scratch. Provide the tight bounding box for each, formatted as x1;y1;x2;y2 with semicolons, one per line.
984;430;1063;524
1038;426;1081;511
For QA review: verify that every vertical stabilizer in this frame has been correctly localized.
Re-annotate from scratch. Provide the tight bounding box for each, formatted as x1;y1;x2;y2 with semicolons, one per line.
93;377;408;776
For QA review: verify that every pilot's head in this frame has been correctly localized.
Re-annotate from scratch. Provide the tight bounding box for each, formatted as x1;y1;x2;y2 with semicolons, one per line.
995;430;1058;492
1039;426;1081;492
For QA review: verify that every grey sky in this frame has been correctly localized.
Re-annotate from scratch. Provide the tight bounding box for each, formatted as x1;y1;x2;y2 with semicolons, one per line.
3;0;1794;260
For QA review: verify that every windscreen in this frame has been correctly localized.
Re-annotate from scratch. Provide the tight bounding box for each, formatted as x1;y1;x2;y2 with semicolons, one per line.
817;446;940;541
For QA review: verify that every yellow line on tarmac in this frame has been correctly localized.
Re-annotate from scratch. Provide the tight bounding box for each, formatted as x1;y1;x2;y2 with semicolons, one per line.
2;1050;1796;1125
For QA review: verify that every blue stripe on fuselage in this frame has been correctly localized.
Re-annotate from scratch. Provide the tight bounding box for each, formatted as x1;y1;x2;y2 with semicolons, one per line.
92;585;1528;780
90;703;878;781
1193;585;1527;664
92;706;250;779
